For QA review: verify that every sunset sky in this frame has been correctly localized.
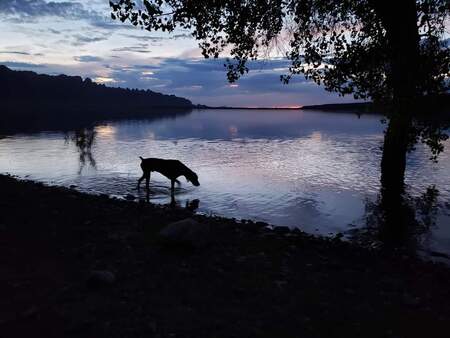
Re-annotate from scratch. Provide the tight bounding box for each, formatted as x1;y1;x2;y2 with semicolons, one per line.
0;0;394;106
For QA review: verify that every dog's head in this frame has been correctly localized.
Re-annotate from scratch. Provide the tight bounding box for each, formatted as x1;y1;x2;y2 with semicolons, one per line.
185;170;200;186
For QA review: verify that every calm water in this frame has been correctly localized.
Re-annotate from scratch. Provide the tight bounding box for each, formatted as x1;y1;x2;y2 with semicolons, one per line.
1;109;450;256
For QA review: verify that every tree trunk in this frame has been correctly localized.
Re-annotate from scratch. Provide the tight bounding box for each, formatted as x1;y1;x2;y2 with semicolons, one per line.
373;0;420;233
379;111;413;243
380;112;411;199
376;0;419;190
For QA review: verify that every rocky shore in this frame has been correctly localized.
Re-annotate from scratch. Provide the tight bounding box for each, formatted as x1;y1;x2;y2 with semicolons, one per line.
1;174;450;338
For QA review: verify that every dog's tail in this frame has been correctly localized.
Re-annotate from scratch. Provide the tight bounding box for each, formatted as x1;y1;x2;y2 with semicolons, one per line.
139;156;144;161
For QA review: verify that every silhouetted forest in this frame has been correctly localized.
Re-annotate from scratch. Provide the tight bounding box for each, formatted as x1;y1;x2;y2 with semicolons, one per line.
0;65;192;133
301;96;450;114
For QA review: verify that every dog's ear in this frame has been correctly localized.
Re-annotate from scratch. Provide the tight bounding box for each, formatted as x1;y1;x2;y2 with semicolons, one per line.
139;156;144;161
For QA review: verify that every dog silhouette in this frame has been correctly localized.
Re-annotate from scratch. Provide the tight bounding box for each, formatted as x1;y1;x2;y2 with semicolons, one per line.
137;157;200;195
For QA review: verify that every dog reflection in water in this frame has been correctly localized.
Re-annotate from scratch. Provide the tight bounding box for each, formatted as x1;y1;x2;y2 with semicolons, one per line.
137;157;200;202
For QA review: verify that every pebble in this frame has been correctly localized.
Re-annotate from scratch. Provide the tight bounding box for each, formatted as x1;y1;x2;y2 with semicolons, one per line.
402;293;420;306
21;305;38;318
273;226;290;234
86;270;116;288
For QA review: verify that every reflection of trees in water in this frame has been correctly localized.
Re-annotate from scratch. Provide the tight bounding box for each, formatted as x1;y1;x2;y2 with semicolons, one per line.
415;186;440;229
351;185;441;254
65;128;97;173
374;113;449;252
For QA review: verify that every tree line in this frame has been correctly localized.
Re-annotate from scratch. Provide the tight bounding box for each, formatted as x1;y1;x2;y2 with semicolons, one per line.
0;65;192;132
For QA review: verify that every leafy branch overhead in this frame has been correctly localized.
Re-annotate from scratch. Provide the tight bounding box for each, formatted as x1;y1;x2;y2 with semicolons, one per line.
110;0;449;102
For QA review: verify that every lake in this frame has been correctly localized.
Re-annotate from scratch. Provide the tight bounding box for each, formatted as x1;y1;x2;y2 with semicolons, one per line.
1;109;449;257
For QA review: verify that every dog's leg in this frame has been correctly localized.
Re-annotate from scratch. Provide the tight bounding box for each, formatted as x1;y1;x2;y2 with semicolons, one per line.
145;172;151;191
137;173;145;190
169;179;176;206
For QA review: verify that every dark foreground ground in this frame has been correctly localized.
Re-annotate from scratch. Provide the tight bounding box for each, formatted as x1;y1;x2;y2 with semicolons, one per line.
1;174;450;338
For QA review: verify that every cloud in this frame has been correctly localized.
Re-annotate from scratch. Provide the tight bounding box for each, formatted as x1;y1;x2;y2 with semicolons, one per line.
120;34;166;43
111;45;152;53
0;0;96;20
0;61;46;69
120;32;192;43
0;0;120;29
74;55;103;62
70;33;109;46
47;28;62;35
0;51;30;55
100;58;359;106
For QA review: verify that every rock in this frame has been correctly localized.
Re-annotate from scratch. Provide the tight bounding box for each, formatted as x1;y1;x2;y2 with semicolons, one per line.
429;250;450;259
402;293;420;307
159;218;213;248
69;184;77;189
291;228;303;235
274;280;287;289
379;276;402;290
185;199;200;212
260;231;276;238
87;270;116;288
125;194;136;201
21;305;38;318
242;221;261;233
255;221;269;228
344;288;356;295
334;232;344;240
273;226;290;234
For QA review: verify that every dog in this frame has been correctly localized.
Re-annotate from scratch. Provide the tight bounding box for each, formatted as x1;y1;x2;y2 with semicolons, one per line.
137;157;200;195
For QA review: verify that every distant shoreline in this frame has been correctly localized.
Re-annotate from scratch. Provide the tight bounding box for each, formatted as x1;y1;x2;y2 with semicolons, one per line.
197;95;450;115
196;105;301;110
195;102;372;111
